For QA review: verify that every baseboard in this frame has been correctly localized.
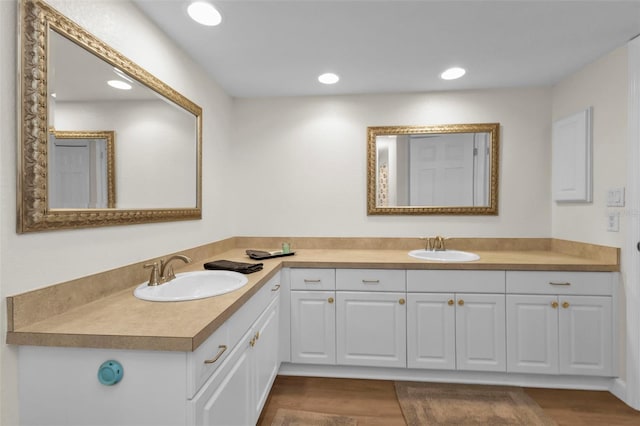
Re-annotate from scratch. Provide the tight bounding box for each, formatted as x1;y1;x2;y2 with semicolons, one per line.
610;378;627;404
279;362;616;392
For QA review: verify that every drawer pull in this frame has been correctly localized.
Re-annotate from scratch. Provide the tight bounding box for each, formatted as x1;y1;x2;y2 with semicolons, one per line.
204;345;227;364
362;279;380;284
458;299;464;306
271;284;281;291
551;301;558;309
304;279;321;283
250;337;256;347
328;297;334;304
562;301;570;309
549;281;571;286
448;299;454;306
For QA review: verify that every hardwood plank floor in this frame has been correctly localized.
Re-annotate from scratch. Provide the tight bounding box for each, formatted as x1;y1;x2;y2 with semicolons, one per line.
258;376;640;425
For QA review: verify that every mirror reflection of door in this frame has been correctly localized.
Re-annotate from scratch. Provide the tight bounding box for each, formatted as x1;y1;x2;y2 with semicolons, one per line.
409;133;475;206
48;132;111;209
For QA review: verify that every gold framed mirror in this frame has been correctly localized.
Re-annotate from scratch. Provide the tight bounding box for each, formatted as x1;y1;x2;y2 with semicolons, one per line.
367;123;500;215
18;0;203;232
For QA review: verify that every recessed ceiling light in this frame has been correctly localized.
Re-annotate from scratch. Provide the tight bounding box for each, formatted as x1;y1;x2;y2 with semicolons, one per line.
187;1;222;26
440;67;466;80
318;72;340;85
107;80;132;90
51;93;57;98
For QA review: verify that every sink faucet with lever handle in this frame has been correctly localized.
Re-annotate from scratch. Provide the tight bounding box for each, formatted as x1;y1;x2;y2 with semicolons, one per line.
143;254;192;286
422;236;447;251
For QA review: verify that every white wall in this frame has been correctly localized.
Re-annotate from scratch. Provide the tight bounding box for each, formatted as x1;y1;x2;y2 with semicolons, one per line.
551;47;628;246
231;88;553;237
0;1;233;425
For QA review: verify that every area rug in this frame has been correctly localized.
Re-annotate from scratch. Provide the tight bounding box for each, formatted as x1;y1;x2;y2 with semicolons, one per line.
271;408;359;425
394;381;557;425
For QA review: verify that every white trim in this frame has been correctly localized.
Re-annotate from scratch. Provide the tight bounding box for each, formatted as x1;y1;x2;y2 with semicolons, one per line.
611;378;627;402
279;363;616;391
626;35;640;410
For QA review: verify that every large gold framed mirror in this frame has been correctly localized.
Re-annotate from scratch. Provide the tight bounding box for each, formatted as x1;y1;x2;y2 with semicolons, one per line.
367;123;500;215
18;0;202;232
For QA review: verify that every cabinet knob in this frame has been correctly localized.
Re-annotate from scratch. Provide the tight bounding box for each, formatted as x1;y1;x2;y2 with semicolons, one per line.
448;299;454;306
458;299;464;306
328;297;334;304
250;337;256;347
399;298;405;305
255;331;260;341
551;301;558;309
562;301;570;309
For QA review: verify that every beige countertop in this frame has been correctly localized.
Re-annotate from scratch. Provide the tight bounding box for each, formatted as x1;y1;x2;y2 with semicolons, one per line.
6;246;619;352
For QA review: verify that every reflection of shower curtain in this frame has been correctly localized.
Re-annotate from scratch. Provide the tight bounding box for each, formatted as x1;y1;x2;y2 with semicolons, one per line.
378;163;389;206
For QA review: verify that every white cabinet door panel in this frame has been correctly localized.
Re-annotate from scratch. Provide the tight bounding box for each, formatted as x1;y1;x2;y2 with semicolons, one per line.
407;293;455;370
559;295;612;376
506;295;559;374
290;291;336;364
456;293;506;372
253;298;280;420
336;292;406;367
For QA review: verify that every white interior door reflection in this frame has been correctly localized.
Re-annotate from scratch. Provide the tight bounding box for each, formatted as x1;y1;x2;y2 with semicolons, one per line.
49;135;109;209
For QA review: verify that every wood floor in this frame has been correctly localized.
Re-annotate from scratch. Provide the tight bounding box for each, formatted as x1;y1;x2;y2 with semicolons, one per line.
258;375;640;425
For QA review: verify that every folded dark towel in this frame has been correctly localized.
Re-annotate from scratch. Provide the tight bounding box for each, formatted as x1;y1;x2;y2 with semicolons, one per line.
246;249;296;260
203;259;263;274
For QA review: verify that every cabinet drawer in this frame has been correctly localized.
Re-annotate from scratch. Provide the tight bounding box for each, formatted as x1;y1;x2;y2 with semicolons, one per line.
506;271;613;296
336;269;405;292
407;270;505;293
291;268;335;290
188;321;230;399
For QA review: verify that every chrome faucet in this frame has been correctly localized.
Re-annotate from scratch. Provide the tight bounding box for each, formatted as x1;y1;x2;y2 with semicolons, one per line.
143;255;192;286
160;255;192;283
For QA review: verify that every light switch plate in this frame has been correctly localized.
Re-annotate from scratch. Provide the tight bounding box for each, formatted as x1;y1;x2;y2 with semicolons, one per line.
607;212;620;232
607;187;625;207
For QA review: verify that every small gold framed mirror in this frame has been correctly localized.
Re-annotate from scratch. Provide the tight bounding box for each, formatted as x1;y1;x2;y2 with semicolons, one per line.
367;123;500;215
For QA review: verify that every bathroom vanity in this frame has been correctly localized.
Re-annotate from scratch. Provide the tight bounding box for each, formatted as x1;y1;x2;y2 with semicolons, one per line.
7;239;620;425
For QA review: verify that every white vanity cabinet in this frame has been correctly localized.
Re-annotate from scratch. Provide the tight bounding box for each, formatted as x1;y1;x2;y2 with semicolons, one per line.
290;268;336;364
506;271;613;376
335;269;407;368
191;295;280;425
406;271;506;372
18;273;282;426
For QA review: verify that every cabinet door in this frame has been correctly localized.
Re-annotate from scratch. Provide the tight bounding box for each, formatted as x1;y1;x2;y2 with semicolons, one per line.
559;295;613;376
290;291;336;364
407;293;456;370
252;297;281;421
456;293;506;372
506;295;559;374
194;332;253;426
336;292;406;368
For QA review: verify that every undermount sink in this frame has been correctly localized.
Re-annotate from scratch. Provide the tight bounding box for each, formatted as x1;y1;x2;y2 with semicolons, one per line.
408;249;480;262
134;271;248;302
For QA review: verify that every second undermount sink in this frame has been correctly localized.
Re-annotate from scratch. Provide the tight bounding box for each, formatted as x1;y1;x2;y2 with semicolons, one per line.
134;271;249;302
408;249;480;262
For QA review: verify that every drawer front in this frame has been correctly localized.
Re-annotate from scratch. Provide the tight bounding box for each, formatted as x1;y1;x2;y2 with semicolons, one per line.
336;269;405;292
407;270;505;293
290;268;336;290
506;271;613;296
187;272;281;397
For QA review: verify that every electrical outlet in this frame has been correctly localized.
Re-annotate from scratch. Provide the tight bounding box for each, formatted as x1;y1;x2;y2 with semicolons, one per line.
607;187;625;207
607;212;620;232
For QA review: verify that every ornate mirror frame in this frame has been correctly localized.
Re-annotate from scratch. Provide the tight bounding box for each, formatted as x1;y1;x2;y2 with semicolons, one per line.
367;123;500;215
17;0;203;232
